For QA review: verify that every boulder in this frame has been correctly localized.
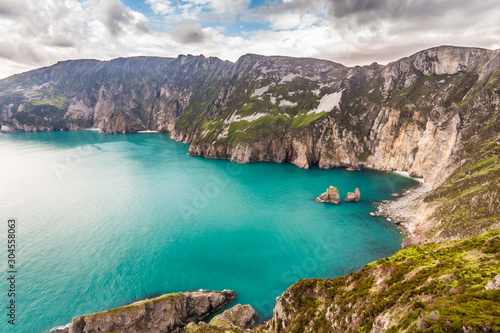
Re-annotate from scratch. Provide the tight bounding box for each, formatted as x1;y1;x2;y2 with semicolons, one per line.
315;186;340;204
346;164;361;171
209;304;258;329
344;188;361;202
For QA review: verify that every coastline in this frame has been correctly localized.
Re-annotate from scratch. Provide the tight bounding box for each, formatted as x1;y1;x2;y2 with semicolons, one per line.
377;171;434;248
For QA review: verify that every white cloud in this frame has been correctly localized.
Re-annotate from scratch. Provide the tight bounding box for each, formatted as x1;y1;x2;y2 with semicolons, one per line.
145;0;174;15
0;0;499;79
269;11;321;30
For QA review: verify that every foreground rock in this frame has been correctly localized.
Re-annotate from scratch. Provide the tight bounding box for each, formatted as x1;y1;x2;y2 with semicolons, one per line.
344;188;361;202
315;186;340;204
185;304;258;332
50;290;235;333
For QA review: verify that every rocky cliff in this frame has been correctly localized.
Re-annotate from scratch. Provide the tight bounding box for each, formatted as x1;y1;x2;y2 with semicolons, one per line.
1;47;497;182
50;290;236;333
184;232;500;333
24;45;500;333
54;233;499;333
2;46;499;244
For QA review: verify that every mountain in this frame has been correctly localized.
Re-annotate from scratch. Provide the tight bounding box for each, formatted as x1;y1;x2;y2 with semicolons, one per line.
4;46;500;333
1;46;499;246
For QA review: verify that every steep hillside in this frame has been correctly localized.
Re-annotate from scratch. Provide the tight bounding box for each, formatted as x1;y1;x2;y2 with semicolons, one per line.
186;232;500;333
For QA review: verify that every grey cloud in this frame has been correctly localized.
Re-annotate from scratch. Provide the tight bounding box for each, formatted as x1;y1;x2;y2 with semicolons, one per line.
199;12;236;25
0;2;25;17
98;0;150;36
45;38;76;48
169;21;205;44
102;0;134;36
136;20;150;34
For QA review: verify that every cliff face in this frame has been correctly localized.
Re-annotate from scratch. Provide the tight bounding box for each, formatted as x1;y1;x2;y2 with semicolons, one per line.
257;232;500;333
184;232;500;333
1;46;500;242
2;47;498;184
50;290;236;333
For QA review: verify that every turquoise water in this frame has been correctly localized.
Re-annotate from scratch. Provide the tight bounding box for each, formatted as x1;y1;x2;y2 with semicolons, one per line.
0;131;417;333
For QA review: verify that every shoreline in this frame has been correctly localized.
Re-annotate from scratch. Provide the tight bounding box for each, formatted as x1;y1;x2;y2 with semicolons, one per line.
376;172;434;248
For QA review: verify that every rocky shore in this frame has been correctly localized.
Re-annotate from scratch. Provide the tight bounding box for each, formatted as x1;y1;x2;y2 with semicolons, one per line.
374;176;434;248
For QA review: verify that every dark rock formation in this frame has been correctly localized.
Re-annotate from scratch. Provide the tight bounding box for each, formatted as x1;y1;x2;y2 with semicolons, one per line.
315;186;340;204
49;290;235;333
344;188;361;202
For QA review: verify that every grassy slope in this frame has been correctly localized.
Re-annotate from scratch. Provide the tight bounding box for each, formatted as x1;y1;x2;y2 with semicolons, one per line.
190;232;500;333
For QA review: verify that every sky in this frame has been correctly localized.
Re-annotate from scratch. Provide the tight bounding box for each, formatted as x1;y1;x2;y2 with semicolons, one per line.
0;0;499;79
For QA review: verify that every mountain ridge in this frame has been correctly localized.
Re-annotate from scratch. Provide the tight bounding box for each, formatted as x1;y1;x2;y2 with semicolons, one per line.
1;45;499;245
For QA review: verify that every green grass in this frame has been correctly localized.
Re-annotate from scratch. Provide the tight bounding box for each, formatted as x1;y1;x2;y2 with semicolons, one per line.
252;231;500;333
31;95;68;109
291;111;326;128
358;150;373;162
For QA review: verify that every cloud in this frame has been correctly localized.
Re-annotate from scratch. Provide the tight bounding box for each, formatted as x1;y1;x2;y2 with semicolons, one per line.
169;21;206;44
0;0;499;80
146;0;174;15
93;0;150;36
0;1;26;17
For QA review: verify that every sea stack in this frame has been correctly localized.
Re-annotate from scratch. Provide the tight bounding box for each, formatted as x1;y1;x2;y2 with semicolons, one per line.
344;188;361;202
316;186;340;204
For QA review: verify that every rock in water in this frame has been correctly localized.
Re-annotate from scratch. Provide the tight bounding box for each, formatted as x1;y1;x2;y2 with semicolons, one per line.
346;164;361;171
316;186;340;204
344;188;361;202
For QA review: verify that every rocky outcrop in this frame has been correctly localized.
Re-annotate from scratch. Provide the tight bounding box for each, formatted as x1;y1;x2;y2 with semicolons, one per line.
486;274;500;290
49;290;236;333
256;232;500;333
344;188;361;202
315;186;340;204
185;304;258;332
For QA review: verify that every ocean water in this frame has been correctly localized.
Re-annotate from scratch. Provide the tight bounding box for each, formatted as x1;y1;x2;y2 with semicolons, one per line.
0;131;417;333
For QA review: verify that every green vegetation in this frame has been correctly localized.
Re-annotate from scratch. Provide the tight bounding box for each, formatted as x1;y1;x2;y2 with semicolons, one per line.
358;150;373;162
31;95;68;109
291;111;326;128
188;232;500;333
217;115;290;144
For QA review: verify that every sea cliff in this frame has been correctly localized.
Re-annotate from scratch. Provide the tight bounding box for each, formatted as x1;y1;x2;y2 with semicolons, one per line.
1;46;499;332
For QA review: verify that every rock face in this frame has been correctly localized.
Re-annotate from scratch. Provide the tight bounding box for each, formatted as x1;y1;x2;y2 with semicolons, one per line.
185;304;258;332
49;290;235;333
257;232;500;333
344;188;361;202
315;186;340;204
486;274;500;290
1;45;500;242
1;46;499;188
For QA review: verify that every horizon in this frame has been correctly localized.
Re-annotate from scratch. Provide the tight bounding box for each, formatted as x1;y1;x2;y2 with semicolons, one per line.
1;0;499;80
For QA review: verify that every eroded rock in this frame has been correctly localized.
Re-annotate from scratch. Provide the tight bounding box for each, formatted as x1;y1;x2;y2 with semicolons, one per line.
344;188;361;202
316;186;340;204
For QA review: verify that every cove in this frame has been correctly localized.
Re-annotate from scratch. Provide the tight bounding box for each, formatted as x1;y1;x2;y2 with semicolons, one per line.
0;131;418;333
